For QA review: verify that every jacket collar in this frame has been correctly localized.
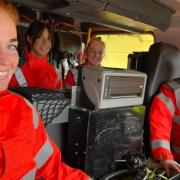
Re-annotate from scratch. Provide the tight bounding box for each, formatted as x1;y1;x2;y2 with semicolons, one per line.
24;48;47;62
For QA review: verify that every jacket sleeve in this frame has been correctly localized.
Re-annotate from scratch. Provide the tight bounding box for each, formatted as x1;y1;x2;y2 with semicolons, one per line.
149;85;176;160
36;65;58;89
64;70;75;88
34;114;90;180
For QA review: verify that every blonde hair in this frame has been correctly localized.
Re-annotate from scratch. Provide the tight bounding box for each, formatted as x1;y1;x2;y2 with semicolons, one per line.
0;0;19;25
87;37;105;50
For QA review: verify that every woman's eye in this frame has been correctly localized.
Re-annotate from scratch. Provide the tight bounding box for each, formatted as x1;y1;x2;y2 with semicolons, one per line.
8;44;17;51
38;36;44;40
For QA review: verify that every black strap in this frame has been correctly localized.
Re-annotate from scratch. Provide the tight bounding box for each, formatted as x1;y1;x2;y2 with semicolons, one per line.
76;65;95;109
77;65;83;86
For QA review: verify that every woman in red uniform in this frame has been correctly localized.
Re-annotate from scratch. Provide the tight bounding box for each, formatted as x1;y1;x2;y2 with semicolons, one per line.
0;0;91;179
9;20;62;89
150;80;180;175
64;37;105;89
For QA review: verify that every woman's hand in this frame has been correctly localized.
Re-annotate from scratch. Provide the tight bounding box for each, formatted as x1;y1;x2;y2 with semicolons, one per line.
160;159;180;176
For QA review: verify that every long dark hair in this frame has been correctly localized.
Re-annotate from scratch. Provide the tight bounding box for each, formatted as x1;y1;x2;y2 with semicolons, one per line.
25;20;52;51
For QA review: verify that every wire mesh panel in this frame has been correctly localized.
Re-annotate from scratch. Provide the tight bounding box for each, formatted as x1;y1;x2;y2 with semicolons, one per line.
86;106;145;179
11;87;70;126
67;106;145;179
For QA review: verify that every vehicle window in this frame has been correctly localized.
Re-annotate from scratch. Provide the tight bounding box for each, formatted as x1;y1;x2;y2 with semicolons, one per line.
95;33;154;69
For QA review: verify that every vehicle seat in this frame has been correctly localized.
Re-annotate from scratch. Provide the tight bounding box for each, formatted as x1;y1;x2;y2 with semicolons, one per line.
53;31;82;81
135;42;180;156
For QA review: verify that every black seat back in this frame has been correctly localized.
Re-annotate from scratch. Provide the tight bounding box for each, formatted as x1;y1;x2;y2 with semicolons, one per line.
143;42;180;106
54;31;82;56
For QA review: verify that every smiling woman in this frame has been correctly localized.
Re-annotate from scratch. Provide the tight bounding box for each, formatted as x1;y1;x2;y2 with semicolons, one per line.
26;20;52;58
8;20;63;89
0;1;19;92
0;0;92;179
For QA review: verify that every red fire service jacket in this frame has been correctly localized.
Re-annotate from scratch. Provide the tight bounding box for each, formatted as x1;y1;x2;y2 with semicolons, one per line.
9;49;62;89
150;78;180;161
0;90;91;180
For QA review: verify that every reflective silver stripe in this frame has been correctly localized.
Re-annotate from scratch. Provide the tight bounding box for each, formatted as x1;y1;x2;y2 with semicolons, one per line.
172;145;180;154
14;67;27;87
173;115;180;124
167;80;180;91
21;167;37;180
35;137;53;168
151;140;170;150
24;99;39;129
157;93;175;115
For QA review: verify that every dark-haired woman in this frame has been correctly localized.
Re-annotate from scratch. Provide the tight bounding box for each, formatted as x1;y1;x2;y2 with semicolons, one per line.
9;20;62;89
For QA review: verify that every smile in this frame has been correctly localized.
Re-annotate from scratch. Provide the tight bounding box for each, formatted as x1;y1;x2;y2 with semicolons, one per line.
0;71;8;79
41;48;48;51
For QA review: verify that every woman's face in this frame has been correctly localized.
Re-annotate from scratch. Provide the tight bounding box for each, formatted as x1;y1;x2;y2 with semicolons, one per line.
87;40;105;66
30;28;52;58
0;9;19;92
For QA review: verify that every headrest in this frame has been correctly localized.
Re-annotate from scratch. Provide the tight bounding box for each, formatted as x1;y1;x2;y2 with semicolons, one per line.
128;52;149;70
54;31;82;55
143;42;180;105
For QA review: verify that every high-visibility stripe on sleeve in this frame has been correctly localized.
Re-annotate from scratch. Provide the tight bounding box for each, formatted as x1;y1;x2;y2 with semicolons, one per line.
173;115;180;125
24;99;39;129
172;145;180;154
34;137;54;169
151;140;170;151
14;67;27;87
21;167;37;180
157;93;175;115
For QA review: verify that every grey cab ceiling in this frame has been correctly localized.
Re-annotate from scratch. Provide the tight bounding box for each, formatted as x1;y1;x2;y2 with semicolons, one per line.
159;0;180;28
12;0;176;33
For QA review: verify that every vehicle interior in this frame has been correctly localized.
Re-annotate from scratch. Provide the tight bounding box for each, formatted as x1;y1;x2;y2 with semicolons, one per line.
9;0;180;179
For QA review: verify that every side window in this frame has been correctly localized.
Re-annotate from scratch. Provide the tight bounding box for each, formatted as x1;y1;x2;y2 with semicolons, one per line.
95;33;154;69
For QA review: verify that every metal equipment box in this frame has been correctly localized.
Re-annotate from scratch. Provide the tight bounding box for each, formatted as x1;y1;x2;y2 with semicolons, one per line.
66;106;145;179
